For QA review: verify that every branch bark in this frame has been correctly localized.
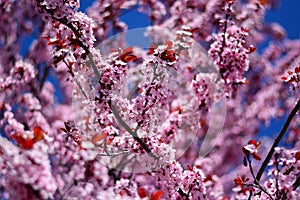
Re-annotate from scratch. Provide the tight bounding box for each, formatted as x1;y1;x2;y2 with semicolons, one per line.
256;98;300;182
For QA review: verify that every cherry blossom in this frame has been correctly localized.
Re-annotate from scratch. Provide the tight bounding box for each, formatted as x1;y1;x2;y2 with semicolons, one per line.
0;0;300;199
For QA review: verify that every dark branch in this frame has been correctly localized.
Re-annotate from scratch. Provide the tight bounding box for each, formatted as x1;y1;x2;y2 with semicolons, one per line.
109;100;158;160
256;98;300;182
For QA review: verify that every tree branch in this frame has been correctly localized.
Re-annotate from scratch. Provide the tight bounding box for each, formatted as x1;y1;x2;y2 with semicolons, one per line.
256;98;300;182
109;100;158;160
247;157;273;200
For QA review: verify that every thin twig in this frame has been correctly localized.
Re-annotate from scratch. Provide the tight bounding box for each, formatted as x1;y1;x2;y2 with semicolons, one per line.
86;54;101;81
247;157;273;200
63;60;89;99
109;100;158;160
36;0;90;55
256;98;300;182
274;154;280;199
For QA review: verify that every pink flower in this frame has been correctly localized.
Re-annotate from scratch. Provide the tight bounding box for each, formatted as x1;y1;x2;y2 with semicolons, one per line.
242;140;262;161
282;66;300;91
233;175;250;194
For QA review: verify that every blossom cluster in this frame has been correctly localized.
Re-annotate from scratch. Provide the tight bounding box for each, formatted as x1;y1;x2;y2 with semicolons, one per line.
0;0;300;199
209;25;251;86
156;161;206;199
35;0;96;69
282;66;300;92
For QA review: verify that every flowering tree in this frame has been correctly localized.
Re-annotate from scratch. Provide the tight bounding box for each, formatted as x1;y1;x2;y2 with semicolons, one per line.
0;0;299;199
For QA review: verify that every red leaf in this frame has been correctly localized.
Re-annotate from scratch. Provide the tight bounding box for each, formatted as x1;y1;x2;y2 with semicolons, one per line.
241;27;249;32
160;49;176;62
122;47;133;55
259;0;268;6
247;140;261;148
92;132;108;144
33;126;44;142
187;165;193;171
107;138;114;144
295;151;300;161
281;76;287;81
248;140;257;145
252;152;261;161
47;41;57;46
234;176;243;186
119;188;130;196
12;134;34;149
42;36;51;41
150;190;164;200
248;46;256;54
165;40;173;49
255;141;262;148
295;67;300;73
122;55;138;63
22;139;35;149
148;44;157;55
137;187;148;198
119;47;138;63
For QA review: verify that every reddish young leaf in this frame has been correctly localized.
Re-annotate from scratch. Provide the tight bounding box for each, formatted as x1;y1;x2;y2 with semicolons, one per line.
122;47;133;55
150;190;164;200
241;27;249;32
160;49;176;62
12;133;34;149
244;80;250;85
259;0;268;5
248;46;256;54
204;174;213;182
42;36;51;41
165;40;173;49
234;176;243;186
242;175;250;182
91;132;108;144
248;140;257;145
123;55;138;63
119;47;138;63
252;152;261;160
33;126;44;142
148;44;157;55
187;165;193;171
137;187;148;198
295;151;300;161
107;138;114;144
248;140;261;148
119;188;130;196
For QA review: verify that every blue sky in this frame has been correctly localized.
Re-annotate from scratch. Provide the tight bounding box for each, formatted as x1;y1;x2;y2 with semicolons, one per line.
18;1;298;50
265;0;300;39
17;1;299;141
79;1;300;143
80;1;300;39
81;1;299;140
